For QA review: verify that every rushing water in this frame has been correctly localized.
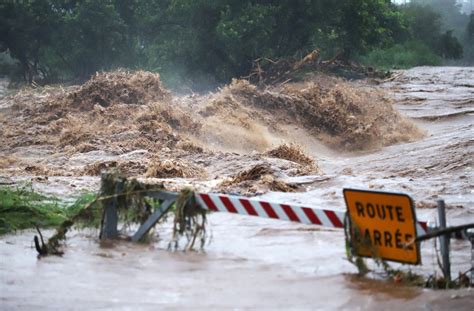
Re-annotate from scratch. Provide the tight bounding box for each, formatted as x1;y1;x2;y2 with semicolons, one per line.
1;67;473;309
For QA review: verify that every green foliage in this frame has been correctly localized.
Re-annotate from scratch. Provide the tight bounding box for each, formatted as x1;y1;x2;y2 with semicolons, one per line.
360;41;441;70
0;51;17;77
468;13;474;42
132;0;406;86
363;1;466;70
401;3;443;49
169;188;208;251
461;14;474;63
0;0;471;87
216;3;278;79
0;0;61;82
53;0;129;79
64;192;101;227
438;30;463;59
0;185;95;235
405;0;468;62
0;186;59;234
336;0;403;56
413;0;468;37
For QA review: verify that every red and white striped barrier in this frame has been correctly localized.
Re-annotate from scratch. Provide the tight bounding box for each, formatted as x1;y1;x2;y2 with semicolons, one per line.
416;221;428;237
196;193;428;236
198;193;346;229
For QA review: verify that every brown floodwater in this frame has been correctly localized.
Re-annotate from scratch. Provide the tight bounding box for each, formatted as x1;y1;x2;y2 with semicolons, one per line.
1;67;474;309
1;218;473;310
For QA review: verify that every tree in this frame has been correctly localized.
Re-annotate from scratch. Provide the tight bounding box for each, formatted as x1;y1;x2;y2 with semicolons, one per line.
0;1;60;82
216;3;279;79
468;13;474;42
298;0;405;59
438;30;463;59
53;0;129;79
422;0;467;34
402;3;442;49
2;0;459;86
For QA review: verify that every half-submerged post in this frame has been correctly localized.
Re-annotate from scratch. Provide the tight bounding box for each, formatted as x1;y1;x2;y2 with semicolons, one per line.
100;172;120;239
437;200;451;283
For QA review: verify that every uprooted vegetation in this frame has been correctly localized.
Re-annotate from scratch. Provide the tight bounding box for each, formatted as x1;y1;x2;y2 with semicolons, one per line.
244;51;388;87
264;143;319;172
145;158;206;179
0;69;423;194
68;70;171;110
2;70;201;155
218;163;300;195
82;160;148;177
31;172;210;255
209;79;422;150
2;69;421;154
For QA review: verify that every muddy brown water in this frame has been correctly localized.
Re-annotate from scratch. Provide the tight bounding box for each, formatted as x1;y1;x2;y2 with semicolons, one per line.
1;67;474;309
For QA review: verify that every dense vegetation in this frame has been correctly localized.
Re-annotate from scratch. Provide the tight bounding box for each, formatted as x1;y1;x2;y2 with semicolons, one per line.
0;0;472;89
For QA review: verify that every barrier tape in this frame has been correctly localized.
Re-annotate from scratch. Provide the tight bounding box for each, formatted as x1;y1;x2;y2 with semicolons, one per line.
196;193;428;236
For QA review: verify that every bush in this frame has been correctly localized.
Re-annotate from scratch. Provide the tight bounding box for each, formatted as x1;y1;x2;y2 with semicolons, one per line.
359;41;441;70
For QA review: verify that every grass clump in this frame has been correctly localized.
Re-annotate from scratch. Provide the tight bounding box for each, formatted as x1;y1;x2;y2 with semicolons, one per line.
0;185;95;235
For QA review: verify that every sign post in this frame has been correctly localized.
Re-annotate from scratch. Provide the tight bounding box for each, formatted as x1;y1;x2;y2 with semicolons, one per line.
343;188;421;265
437;200;451;281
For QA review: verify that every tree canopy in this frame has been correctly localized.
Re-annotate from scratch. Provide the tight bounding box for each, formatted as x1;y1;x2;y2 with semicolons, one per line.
0;0;470;88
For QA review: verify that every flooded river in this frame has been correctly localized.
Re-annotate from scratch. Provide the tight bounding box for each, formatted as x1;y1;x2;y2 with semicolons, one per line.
1;67;473;309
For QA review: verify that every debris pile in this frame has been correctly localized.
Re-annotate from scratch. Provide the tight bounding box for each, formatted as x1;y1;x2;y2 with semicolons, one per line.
145;158;206;179
170;188;209;251
68;70;171;110
226;163;274;184
264;143;318;172
82;160;147;176
219;164;299;195
217;79;422;150
245;50;388;86
1;68;423;195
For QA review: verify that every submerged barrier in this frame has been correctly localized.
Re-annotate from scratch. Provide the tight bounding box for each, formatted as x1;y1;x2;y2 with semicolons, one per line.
100;189;429;242
196;192;429;236
97;174;473;285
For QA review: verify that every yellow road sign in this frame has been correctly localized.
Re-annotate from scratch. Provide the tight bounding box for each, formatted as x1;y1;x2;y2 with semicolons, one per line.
343;188;420;265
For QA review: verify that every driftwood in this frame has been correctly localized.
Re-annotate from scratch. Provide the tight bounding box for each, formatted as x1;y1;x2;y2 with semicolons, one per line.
321;50;344;65
382;72;403;83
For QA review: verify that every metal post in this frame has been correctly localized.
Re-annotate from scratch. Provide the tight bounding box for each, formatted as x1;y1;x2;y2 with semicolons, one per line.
437;200;451;283
102;196;118;239
99;173;120;239
132;199;174;242
467;228;474;286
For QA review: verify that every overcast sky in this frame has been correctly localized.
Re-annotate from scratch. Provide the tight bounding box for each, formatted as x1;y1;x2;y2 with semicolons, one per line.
391;0;473;14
